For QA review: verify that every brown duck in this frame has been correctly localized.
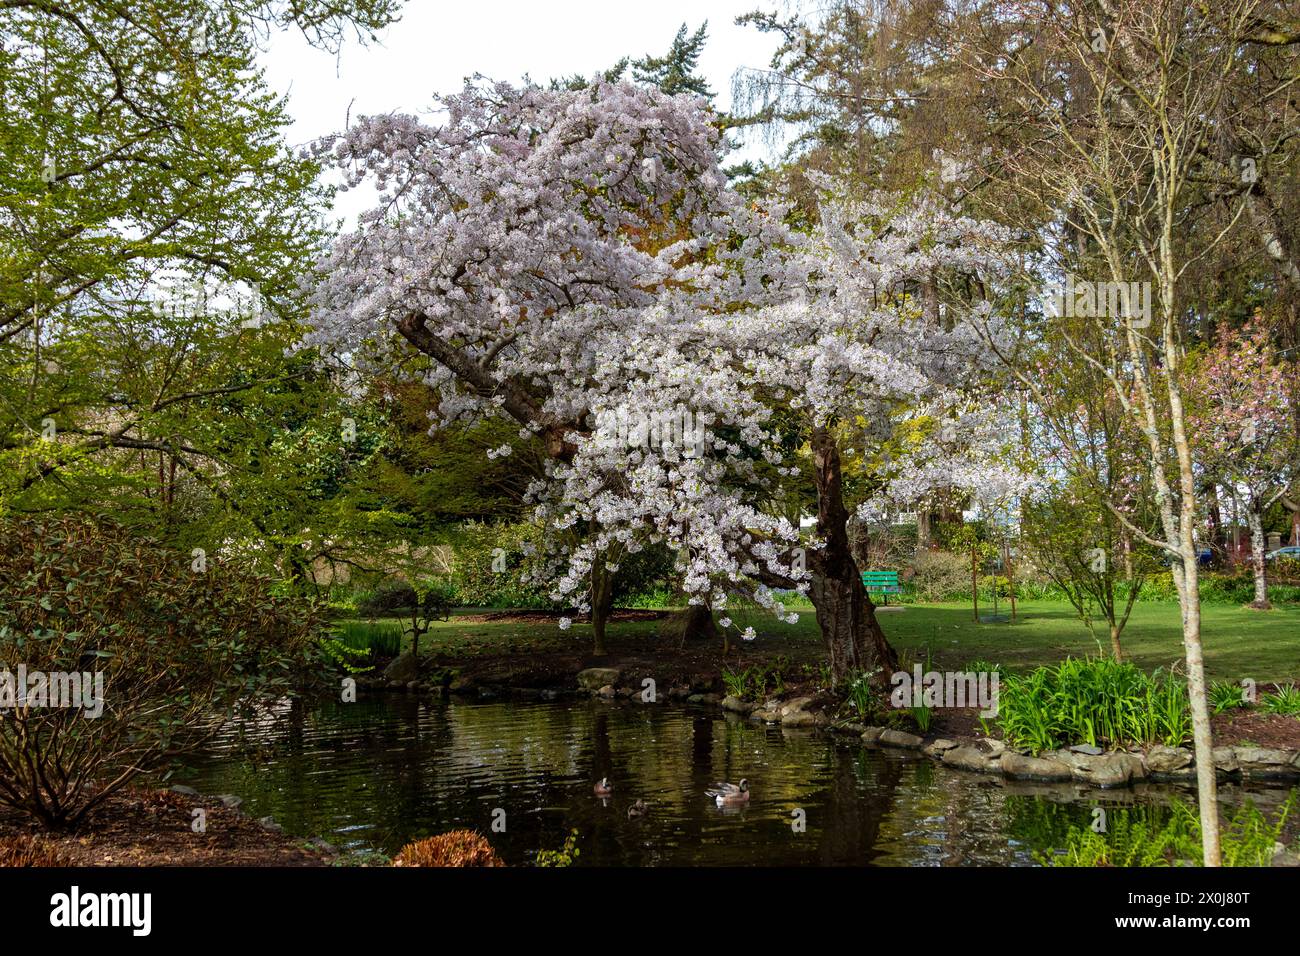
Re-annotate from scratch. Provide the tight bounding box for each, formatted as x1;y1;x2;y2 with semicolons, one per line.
706;779;750;806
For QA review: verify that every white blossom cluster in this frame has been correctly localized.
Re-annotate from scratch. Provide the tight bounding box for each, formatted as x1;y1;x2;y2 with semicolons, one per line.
306;79;1021;633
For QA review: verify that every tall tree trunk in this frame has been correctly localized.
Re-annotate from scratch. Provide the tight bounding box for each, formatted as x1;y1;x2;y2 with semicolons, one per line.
1247;504;1271;609
590;559;613;656
808;427;897;687
1172;550;1219;866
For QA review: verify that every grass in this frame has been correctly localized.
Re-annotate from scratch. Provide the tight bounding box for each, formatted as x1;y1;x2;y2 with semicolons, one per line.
870;600;1300;682
339;598;1300;683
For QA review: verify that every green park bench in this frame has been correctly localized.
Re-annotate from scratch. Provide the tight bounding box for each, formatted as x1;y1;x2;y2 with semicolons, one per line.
861;569;903;605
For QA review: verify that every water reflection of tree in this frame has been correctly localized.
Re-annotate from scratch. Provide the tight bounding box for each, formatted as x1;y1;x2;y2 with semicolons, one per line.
815;748;904;865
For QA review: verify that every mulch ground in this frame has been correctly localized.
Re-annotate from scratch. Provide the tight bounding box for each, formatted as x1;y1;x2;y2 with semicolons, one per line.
911;704;1300;751
1211;708;1300;750
0;788;332;867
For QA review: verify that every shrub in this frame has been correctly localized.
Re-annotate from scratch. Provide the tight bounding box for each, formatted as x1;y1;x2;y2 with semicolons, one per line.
978;574;1013;599
356;579;455;618
611;543;677;603
0;834;74;867
0;515;319;829
355;580;416;616
445;522;551;608
1273;556;1300;583
909;549;970;603
391;830;503;867
622;586;677;609
995;657;1191;753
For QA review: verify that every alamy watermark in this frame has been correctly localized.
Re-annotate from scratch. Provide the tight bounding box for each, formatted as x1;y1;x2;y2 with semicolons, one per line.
593;404;705;458
150;276;268;329
890;665;999;718
0;665;104;718
1041;274;1151;328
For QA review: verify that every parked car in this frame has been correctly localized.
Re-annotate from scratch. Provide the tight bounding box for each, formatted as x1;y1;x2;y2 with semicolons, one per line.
1161;548;1214;567
1266;545;1300;562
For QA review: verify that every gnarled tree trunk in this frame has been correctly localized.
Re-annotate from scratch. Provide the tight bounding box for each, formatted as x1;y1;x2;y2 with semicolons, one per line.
809;427;897;687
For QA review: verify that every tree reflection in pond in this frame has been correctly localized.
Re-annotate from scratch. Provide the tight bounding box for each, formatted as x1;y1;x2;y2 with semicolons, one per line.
173;698;1284;866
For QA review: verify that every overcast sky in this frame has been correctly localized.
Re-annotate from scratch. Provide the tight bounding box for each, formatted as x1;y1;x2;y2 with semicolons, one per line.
260;1;789;219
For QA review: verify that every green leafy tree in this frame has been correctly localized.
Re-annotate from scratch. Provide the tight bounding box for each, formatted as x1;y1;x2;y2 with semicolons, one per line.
0;0;404;578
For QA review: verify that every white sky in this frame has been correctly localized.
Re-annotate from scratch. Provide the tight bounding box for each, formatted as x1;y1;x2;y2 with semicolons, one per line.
260;1;789;220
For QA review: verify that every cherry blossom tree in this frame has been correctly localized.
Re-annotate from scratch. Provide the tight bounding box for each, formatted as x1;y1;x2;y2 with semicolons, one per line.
305;78;800;654
522;185;1020;685
1188;317;1298;609
307;79;1016;683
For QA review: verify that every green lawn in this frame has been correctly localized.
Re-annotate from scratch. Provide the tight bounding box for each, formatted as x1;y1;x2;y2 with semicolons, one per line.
869;600;1300;682
350;598;1299;683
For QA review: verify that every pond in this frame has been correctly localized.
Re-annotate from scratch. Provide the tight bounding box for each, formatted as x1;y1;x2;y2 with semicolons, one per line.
175;696;1294;866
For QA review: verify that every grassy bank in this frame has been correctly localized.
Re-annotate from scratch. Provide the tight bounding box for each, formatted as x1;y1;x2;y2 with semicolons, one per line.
344;598;1300;683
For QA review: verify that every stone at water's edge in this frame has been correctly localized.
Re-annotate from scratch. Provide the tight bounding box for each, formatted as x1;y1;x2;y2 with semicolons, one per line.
780;697;816;717
382;651;420;684
1059;751;1145;788
1144;745;1193;773
782;710;819;728
1235;747;1298;778
878;729;925;749
1000;752;1073;782
860;726;885;744
922;738;959;757
1213;747;1240;773
721;695;754;714
941;745;1002;773
577;667;621;691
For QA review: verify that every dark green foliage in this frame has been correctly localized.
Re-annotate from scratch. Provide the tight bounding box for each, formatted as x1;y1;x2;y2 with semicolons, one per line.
444;522;551;608
0;515;319;829
633;22;712;98
721;657;792;701
328;620;404;665
611;543;677;603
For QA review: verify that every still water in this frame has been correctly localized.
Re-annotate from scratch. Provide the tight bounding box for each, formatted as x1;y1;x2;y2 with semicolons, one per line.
176;697;1290;866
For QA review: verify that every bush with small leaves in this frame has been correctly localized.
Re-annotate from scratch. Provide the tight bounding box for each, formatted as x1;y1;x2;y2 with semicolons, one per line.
0;515;320;829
